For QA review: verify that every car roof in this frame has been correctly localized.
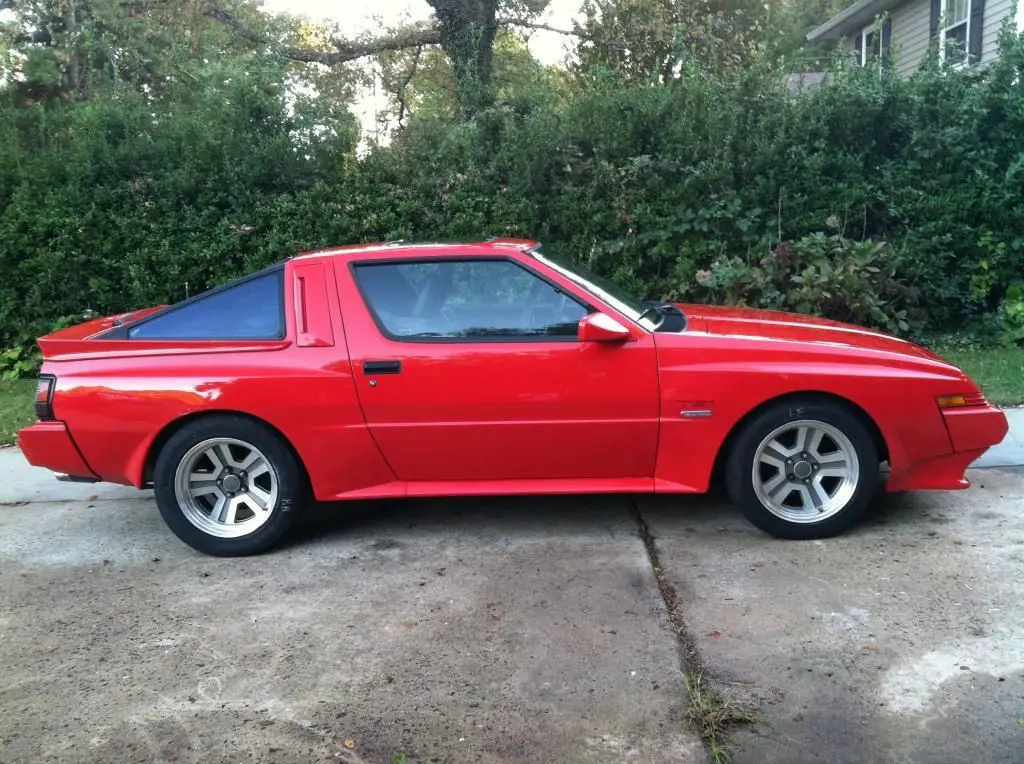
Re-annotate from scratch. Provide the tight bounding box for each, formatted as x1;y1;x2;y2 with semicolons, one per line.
291;238;540;262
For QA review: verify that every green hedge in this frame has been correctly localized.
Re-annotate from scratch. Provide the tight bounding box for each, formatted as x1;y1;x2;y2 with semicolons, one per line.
3;30;1024;358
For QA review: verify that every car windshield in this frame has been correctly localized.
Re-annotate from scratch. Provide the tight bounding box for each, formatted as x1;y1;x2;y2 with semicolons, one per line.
530;248;662;330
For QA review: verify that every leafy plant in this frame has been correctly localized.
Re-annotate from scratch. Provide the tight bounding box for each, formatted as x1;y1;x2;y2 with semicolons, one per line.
0;345;38;382
0;313;97;380
692;234;919;333
1000;281;1024;346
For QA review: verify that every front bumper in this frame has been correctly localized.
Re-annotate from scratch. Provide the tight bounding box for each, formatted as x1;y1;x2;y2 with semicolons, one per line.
17;421;99;481
888;404;1009;492
942;404;1009;453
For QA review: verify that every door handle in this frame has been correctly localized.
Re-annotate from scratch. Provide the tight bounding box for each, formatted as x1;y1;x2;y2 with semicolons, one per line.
363;360;401;375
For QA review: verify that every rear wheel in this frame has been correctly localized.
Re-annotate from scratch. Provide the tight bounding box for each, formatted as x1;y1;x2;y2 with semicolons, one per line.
725;399;878;539
154;415;308;556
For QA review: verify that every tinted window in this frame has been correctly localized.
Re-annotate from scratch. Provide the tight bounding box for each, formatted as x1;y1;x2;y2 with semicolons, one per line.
354;259;589;340
129;270;284;340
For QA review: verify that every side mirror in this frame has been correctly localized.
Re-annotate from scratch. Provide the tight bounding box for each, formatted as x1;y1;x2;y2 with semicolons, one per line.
578;313;633;343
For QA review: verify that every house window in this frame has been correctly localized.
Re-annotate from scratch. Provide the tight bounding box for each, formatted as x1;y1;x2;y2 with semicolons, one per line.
857;24;879;65
941;0;970;64
855;20;886;66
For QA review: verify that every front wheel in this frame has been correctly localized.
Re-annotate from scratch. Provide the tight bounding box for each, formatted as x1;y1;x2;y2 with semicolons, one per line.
725;399;879;539
154;415;308;556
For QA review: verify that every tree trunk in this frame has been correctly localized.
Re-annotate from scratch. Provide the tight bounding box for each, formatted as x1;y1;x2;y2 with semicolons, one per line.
66;0;86;97
430;0;499;115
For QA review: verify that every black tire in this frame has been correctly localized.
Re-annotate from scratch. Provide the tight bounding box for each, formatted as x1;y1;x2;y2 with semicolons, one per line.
154;414;309;556
725;397;879;540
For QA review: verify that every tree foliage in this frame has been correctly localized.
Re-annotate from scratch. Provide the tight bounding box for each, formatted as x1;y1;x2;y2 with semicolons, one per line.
373;29;567;131
1;0;272;101
575;0;767;81
0;0;359;346
572;0;857;82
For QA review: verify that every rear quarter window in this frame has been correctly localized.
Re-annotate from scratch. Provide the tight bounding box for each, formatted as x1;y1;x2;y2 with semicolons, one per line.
128;269;285;340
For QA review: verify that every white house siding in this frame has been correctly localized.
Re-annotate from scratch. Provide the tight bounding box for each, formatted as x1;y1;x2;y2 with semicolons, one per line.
817;0;1020;75
891;0;933;75
982;0;1014;64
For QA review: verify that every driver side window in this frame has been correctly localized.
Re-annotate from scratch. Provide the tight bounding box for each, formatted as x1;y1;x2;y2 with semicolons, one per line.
353;258;589;341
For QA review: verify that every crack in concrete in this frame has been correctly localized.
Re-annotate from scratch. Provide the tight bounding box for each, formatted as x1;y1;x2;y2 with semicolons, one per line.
634;500;764;762
633;499;732;764
633;502;702;675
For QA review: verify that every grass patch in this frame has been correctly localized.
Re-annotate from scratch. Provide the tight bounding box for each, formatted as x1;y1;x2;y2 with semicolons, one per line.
683;673;758;764
935;347;1024;407
0;378;35;446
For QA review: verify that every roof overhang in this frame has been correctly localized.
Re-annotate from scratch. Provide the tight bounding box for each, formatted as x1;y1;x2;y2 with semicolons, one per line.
806;0;898;42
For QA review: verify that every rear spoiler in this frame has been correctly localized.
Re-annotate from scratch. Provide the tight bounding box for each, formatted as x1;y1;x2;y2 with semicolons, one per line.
37;307;164;359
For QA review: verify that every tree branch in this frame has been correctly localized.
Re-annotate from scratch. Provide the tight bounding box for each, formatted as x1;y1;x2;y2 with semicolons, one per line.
203;5;441;66
199;5;585;67
285;24;442;65
497;18;589;39
395;45;423;129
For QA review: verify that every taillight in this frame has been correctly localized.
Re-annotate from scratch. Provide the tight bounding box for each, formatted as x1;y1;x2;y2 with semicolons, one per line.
34;375;56;420
936;392;987;409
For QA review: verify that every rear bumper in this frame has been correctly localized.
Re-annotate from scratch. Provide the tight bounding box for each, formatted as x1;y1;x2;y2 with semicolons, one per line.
17;421;99;481
887;405;1009;492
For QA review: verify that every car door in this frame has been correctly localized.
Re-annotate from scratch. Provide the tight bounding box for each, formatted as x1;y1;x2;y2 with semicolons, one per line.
338;254;660;484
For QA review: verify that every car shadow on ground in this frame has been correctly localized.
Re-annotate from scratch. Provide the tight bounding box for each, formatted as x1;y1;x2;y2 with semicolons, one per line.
284;492;646;551
280;471;928;551
641;476;945;537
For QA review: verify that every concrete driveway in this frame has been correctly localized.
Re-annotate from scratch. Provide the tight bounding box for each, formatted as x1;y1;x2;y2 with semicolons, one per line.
1;448;1022;763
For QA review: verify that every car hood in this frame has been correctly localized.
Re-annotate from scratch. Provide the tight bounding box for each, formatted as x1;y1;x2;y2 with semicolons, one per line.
677;304;949;363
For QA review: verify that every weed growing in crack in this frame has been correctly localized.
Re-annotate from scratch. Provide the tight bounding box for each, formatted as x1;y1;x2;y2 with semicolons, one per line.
634;504;760;762
683;672;758;764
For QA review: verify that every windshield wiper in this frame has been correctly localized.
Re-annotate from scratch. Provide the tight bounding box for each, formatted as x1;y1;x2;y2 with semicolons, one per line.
637;300;666;324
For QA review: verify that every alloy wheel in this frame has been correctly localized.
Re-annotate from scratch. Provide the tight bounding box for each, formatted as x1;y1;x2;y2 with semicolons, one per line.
173;437;280;538
751;419;860;524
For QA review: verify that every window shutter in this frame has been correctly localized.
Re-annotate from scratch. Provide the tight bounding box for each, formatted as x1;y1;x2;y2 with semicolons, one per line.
881;17;893;65
968;0;985;61
854;33;863;63
929;0;941;39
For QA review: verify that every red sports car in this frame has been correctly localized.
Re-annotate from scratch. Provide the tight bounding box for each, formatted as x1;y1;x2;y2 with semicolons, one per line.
18;239;1008;555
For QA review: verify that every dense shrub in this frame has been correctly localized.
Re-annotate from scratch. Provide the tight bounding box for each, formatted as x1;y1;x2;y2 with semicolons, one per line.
691;234;918;334
3;27;1024;363
0;54;360;347
343;29;1024;338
